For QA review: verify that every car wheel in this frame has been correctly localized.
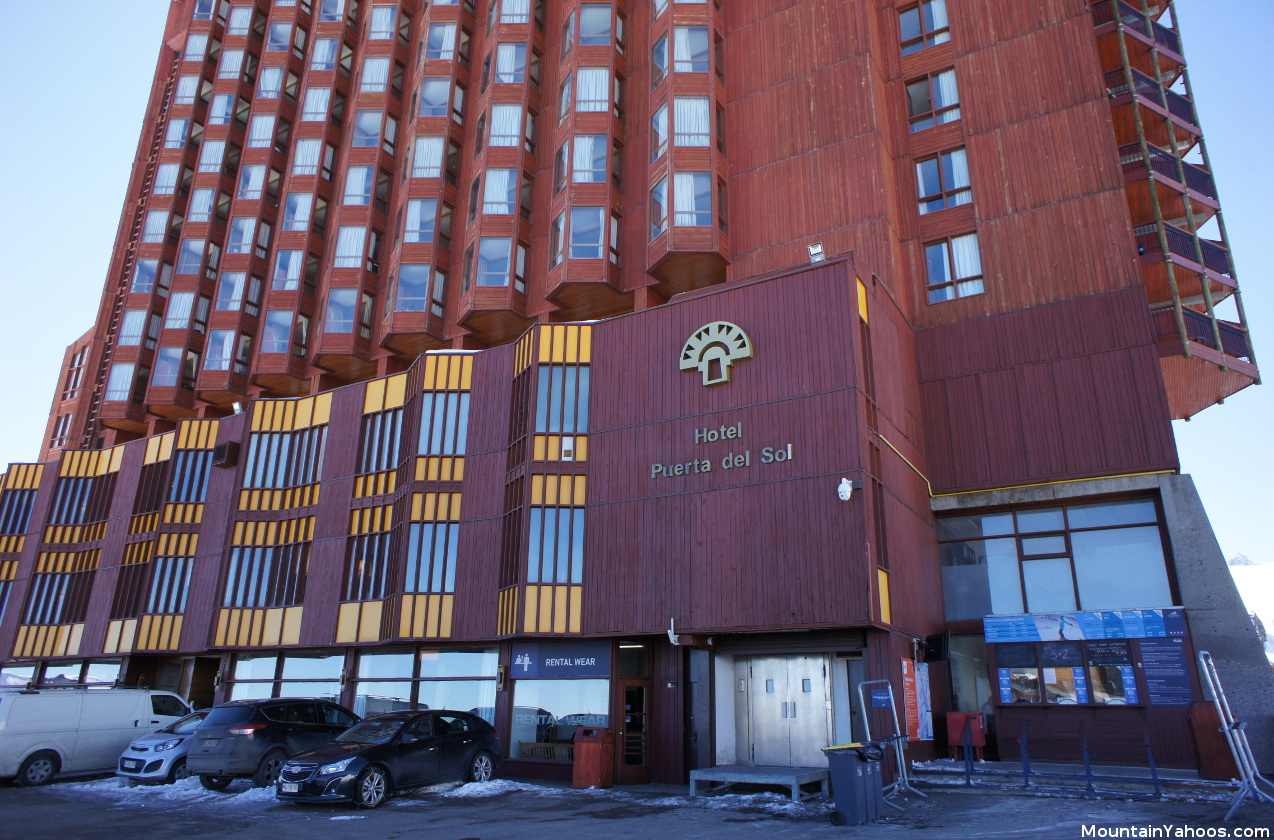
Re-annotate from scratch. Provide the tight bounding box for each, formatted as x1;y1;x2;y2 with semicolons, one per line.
352;766;389;809
15;751;60;787
252;750;288;788
199;774;234;791
166;758;191;784
466;751;495;783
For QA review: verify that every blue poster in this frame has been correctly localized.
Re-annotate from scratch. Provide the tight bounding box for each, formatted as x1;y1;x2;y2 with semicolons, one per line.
984;615;1040;643
1071;667;1090;704
998;668;1014;704
1076;613;1106;640
1121;610;1147;639
1120;666;1139;704
871;689;893;708
510;640;611;678
1101;612;1126;638
1140;610;1165;637
1139;638;1193;706
1162;609;1188;638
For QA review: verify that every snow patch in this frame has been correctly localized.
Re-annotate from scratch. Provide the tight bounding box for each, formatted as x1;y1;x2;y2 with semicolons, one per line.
58;776;277;807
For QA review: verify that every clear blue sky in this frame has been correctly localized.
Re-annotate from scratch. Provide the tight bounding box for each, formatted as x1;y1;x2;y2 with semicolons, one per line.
0;1;1268;561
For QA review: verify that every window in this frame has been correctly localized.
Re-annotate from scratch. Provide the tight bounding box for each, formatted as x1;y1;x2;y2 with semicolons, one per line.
302;87;331;121
208;94;233;126
192;0;217;20
651;35;667;87
568;135;605;184
105;363;135;401
164;118;189;148
496;43;526;83
673;26;708;72
419;78;450;117
362;56;390;92
369;5;396;38
550;213;565;266
273;250;303;290
404;198;437;243
502;0;530;23
344;166;374;206
225;217;253;254
426;23;456;60
907;69;960;131
197;139;225;173
282;192;314;231
334;226;367;268
247;114;275;149
900;0;950;55
204;330;236;371
562;10;575;54
395;264;432;311
147;555;193;615
119;310;147;346
404;523;460;595
558;74;572;121
527;507;585;584
151;347;183;387
258;66;283;99
325;288;357;332
569;207;604;259
939;500;1170;620
490;104;521;146
175;75;198;105
420;391;470;454
319;0;345;21
352;110;381;147
412;137;444;178
175;239;204;275
267;22;291;51
577;68;608;112
154;164;180;195
224;544;310;609
651;103;668;160
917;148;971;214
673;172;711;226
215;271;247;310
482;169;517;214
650;177;668;239
344;531;392;602
535;363;590;433
227;6;252;35
311;38;338;71
218;48;244;80
674;97;709;146
165;292;194;329
141;210;168;244
184;32;209;62
292;139;321;176
579;5;611;45
476;237;511;286
925;232;983;302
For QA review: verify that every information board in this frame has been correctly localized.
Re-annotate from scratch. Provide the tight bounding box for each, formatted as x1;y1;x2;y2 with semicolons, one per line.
1139;638;1193;706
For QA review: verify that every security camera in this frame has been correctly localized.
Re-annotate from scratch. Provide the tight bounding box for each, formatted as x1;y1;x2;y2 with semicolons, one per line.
837;477;860;501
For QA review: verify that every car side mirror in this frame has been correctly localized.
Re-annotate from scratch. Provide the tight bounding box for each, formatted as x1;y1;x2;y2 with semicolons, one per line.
400;732;417;743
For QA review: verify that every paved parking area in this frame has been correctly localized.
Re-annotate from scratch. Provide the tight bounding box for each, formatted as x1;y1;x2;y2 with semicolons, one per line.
2;775;1270;839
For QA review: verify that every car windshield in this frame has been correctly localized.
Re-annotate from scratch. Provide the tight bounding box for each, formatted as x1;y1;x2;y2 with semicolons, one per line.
163;712;207;734
335;719;404;744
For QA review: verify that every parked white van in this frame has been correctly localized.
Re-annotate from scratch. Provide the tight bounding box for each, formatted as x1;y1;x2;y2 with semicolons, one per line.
0;687;191;785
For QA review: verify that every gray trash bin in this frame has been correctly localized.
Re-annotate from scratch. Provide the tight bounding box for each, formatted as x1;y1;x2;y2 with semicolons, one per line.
822;742;886;826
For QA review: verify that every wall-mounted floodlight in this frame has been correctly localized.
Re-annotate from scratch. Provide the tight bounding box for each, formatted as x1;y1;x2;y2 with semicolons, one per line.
808;242;826;264
232;402;245;415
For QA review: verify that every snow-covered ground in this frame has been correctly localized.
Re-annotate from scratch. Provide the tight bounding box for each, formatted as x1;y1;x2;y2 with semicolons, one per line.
1227;562;1274;662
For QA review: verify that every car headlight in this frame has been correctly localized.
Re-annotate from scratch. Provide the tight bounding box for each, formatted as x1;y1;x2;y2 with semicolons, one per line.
154;739;183;752
319;758;354;775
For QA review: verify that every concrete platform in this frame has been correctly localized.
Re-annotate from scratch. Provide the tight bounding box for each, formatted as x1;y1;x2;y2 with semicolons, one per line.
689;764;829;803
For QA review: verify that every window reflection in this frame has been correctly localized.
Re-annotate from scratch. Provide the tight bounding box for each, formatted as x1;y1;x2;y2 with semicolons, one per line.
511;679;609;761
353;681;413;717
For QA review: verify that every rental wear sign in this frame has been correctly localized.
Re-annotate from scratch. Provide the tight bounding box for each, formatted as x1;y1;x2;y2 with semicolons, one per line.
510;640;612;678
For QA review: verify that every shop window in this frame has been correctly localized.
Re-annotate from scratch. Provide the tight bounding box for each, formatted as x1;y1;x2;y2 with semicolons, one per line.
511;678;608;761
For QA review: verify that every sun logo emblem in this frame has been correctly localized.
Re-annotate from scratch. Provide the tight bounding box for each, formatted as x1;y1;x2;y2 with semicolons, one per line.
680;322;753;386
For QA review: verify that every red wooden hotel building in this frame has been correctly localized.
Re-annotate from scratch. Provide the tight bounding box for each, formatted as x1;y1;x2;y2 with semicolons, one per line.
2;0;1269;782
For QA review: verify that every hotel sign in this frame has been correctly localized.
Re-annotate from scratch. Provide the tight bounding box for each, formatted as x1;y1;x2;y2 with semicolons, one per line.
680;322;753;386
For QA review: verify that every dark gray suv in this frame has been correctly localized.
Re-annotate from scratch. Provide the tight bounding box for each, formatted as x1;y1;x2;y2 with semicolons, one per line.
187;698;359;790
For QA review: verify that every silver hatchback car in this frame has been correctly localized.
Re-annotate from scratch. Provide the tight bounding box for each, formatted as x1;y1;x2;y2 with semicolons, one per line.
116;710;207;784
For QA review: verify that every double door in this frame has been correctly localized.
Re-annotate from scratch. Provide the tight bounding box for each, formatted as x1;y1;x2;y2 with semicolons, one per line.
737;654;832;767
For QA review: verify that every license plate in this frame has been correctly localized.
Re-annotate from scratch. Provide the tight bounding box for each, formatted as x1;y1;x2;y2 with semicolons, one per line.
122;759;141;770
200;739;218;747
281;782;299;793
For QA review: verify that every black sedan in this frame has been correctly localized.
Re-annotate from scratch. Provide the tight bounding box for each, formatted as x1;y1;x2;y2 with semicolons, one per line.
275;710;501;808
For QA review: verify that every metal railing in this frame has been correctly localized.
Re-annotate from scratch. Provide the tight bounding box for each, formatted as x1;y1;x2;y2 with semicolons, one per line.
1105;67;1197;126
1151;306;1252;361
1092;1;1182;54
1118;143;1217;199
1135;222;1233;276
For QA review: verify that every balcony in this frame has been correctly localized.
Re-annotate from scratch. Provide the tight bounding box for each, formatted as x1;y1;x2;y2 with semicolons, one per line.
456;286;534;348
1150;305;1258;419
1134;220;1235;307
1093;2;1185;79
252;353;311;397
1119;142;1218;227
1104;68;1199;149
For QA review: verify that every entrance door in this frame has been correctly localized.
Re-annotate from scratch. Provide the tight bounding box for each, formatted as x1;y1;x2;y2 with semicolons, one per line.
614;679;651;784
739;655;832;767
